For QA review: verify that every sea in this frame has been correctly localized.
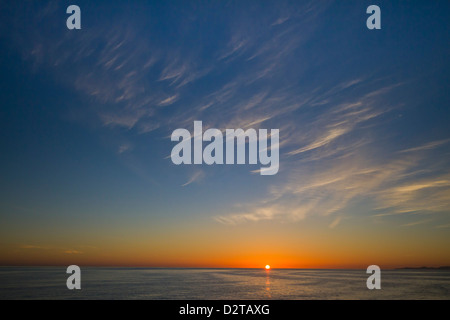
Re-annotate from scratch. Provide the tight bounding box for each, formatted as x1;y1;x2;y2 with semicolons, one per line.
0;267;449;300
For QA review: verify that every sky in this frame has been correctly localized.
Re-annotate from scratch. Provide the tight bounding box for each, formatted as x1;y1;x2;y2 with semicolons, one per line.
0;0;449;269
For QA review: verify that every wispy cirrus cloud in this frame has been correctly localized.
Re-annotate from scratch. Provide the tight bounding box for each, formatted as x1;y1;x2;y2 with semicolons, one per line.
216;138;450;226
158;95;179;107
288;127;351;155
182;170;205;187
19;245;49;250
400;139;450;153
329;216;343;229
64;250;83;254
19;245;87;255
5;0;331;150
402;219;433;227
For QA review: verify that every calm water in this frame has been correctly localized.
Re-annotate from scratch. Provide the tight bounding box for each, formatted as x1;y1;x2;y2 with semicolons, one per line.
0;267;449;299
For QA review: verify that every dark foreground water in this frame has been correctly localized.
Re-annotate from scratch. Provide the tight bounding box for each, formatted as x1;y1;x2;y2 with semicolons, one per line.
0;267;449;299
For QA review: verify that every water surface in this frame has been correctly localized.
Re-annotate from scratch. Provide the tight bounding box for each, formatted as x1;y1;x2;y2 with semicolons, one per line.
0;267;449;299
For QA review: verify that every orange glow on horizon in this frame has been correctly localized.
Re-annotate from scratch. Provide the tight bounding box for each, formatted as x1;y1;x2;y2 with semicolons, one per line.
2;216;450;269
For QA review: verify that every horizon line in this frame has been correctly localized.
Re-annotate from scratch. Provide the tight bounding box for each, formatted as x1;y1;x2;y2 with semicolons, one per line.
1;265;448;270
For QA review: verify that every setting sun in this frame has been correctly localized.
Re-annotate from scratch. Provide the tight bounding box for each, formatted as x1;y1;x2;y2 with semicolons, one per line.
265;265;271;270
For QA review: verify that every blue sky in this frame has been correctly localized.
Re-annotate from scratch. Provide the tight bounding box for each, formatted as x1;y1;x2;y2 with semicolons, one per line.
0;0;449;267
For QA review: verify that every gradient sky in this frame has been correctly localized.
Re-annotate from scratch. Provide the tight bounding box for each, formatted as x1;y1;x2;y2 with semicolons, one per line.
0;0;449;268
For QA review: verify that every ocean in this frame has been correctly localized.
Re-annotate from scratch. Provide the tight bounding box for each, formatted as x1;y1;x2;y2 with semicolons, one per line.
0;267;449;300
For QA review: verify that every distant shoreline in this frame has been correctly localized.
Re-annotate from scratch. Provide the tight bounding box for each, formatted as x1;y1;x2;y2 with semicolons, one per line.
396;266;450;270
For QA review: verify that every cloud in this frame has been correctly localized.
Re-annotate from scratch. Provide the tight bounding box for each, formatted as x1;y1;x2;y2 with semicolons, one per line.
376;176;450;215
285;81;399;160
215;207;278;225
216;138;450;225
271;17;290;27
6;0;332;148
158;95;179;107
118;143;133;154
400;139;450;153
19;245;49;250
329;216;343;229
213;76;412;225
18;243;94;254
401;219;433;227
182;170;205;187
64;250;84;254
218;36;248;61
288;127;350;155
159;61;187;83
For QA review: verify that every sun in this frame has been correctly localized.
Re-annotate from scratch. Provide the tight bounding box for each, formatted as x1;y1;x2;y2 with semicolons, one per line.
265;265;271;270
